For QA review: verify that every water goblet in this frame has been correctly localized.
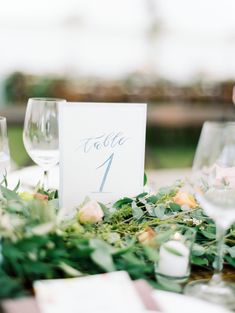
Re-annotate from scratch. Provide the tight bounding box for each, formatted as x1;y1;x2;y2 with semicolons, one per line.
23;98;66;189
0;116;10;181
184;121;235;310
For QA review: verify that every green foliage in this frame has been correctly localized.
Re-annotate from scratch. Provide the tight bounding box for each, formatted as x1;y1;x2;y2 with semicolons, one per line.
0;182;234;299
155;276;182;293
90;239;115;272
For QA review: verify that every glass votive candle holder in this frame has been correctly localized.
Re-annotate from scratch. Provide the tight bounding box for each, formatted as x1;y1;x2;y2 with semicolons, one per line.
154;224;196;283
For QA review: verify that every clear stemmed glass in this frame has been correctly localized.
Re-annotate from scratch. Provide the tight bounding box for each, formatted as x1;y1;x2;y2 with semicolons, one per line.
0;116;11;180
23;98;65;190
184;121;235;310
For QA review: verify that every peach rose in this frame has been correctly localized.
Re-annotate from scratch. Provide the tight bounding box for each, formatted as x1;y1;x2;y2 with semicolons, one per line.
138;227;156;245
173;191;197;209
34;193;49;201
77;200;104;224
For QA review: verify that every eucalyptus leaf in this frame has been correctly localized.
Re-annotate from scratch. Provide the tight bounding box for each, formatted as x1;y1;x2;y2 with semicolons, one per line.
136;192;148;199
99;202;112;221
59;262;83;277
163;245;183;257
112;239;136;256
192;244;206;256
224;255;235;267
169;203;181;212
201;229;216;239
138;197;147;205
191;256;209;266
155;229;173;244
156;276;182;293
131;201;144;219
121;252;146;267
145;203;154;215
90;239;115;272
0;186;19;201
146;195;158;204
227;246;235;258
113;197;132;208
153;204;166;218
143;246;159;262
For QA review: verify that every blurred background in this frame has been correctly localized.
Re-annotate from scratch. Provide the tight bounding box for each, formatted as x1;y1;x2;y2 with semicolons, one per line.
1;0;235;169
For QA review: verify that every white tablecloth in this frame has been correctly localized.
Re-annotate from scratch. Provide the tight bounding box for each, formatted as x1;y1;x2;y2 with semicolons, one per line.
8;166;191;192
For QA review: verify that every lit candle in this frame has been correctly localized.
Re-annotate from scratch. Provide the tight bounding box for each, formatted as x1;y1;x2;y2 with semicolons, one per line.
157;240;190;277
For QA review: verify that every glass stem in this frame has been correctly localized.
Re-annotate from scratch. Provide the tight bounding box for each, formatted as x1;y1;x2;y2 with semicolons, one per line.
210;224;226;285
43;170;49;190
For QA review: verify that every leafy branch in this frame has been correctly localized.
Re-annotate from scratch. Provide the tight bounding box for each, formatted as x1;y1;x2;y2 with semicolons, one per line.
0;181;234;299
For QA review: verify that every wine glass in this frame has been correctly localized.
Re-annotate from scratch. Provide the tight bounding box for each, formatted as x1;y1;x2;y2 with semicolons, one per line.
184;121;235;310
23;98;65;190
0;116;10;181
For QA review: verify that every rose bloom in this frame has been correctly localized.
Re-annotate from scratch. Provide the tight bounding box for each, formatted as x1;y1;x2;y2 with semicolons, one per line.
138;227;156;245
78;200;104;224
173;191;197;209
34;193;49;201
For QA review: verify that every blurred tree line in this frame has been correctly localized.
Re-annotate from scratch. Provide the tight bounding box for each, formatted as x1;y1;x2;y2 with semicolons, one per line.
3;71;235;105
2;71;235;168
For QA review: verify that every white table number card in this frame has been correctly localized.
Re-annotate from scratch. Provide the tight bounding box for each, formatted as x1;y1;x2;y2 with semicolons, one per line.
59;102;147;210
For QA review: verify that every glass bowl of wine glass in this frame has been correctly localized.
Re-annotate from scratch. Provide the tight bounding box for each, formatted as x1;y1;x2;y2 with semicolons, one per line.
184;121;235;310
23;98;66;189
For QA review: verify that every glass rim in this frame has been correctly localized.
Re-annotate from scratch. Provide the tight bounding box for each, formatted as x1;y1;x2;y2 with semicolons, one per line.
28;97;66;102
0;116;6;122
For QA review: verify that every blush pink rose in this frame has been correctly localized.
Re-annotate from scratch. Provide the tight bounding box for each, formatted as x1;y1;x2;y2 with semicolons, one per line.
78;200;104;224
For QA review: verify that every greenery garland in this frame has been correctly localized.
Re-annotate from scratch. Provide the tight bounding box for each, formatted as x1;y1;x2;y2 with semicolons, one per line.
0;180;234;299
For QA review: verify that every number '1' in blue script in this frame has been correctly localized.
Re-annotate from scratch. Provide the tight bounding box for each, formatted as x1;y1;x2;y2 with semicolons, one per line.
97;153;114;192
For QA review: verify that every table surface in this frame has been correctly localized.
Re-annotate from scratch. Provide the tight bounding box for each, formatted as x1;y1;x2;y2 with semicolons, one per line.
8;165;191;191
191;265;235;281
